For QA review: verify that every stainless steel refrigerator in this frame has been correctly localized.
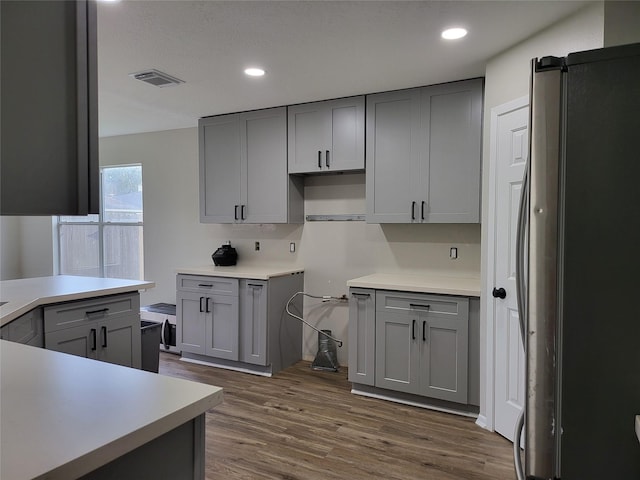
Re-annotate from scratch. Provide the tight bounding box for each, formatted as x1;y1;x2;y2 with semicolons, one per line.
514;43;640;479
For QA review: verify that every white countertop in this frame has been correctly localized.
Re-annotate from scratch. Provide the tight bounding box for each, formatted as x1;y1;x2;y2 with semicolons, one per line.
347;273;481;297
177;264;304;280
0;340;223;480
0;275;155;326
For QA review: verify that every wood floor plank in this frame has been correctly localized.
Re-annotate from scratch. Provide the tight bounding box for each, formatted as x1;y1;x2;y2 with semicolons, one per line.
159;353;515;480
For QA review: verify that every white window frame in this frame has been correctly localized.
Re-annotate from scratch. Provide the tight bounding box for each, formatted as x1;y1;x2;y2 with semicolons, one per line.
55;164;143;279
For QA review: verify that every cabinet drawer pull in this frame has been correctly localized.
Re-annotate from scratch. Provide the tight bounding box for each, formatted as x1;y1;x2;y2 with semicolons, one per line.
326;150;330;168
351;292;371;297
101;325;107;348
411;201;416;220
410;303;430;311
197;284;212;288
90;328;97;351
421;201;425;220
86;308;109;316
412;319;416;340
318;150;322;168
247;283;262;288
422;320;426;342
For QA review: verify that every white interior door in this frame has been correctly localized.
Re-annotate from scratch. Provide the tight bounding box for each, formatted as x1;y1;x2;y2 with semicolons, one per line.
492;98;528;442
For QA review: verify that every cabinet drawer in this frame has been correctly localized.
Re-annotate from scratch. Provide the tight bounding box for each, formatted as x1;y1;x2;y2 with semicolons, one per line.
177;274;239;296
44;293;140;333
375;291;467;316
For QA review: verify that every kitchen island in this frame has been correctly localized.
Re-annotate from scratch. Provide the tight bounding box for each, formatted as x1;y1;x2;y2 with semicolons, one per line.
0;340;223;480
0;275;155;326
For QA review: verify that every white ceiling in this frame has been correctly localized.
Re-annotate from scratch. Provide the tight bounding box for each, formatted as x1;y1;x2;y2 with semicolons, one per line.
97;0;590;137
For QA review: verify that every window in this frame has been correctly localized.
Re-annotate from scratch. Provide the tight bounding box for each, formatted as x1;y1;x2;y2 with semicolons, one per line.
57;165;143;280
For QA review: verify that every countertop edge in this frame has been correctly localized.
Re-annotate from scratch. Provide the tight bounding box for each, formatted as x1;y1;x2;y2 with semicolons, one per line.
50;388;223;479
1;281;155;326
347;274;481;297
176;265;304;280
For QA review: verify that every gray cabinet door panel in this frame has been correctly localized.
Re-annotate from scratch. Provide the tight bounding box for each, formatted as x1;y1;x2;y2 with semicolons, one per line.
366;89;421;223
45;324;96;359
420;313;468;404
177;292;207;355
199;114;241;222
205;295;239;361
375;311;419;395
240;281;268;366
348;288;375;385
287;105;327;173
243;108;288;223
328;97;365;171
99;315;141;369
422;79;483;223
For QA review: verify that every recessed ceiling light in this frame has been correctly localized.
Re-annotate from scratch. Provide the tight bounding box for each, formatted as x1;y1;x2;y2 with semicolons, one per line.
244;68;265;77
441;27;468;40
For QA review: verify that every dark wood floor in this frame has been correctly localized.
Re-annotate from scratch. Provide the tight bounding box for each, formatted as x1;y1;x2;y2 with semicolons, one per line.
159;353;515;480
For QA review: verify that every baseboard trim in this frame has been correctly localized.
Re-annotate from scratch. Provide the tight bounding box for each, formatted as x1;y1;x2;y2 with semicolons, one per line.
351;385;479;419
180;354;273;377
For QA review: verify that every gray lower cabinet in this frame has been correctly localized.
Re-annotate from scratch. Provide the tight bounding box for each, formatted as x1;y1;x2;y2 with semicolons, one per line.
366;78;483;223
177;273;303;375
199;107;303;224
1;0;99;215
287;96;365;174
0;308;44;347
347;289;375;386
43;293;141;369
349;288;470;405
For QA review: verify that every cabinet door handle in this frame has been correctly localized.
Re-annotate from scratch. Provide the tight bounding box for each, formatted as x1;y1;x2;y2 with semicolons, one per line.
326;150;330;168
318;150;322;168
410;303;431;311
161;319;170;349
205;297;211;313
90;328;97;351
241;204;246;220
421;201;426;220
422;320;427;342
101;325;107;348
234;205;239;220
411;201;416;220
199;296;204;313
86;308;109;316
412;319;416;340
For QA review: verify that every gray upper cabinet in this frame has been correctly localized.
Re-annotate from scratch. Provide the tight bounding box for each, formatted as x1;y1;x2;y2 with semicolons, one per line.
288;96;365;174
199;107;303;224
1;0;99;216
366;79;483;223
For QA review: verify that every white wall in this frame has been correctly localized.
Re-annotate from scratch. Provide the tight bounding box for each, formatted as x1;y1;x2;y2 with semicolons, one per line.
479;2;604;422
100;130;481;365
0;216;53;280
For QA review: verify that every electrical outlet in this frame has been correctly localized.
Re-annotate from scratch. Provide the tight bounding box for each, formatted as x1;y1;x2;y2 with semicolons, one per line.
255;241;260;251
450;247;458;259
289;242;296;253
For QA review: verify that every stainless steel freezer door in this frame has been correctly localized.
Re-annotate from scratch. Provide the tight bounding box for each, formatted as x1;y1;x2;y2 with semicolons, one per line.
525;62;563;480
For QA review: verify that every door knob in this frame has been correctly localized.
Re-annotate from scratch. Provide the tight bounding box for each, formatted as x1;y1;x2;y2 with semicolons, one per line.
492;287;507;299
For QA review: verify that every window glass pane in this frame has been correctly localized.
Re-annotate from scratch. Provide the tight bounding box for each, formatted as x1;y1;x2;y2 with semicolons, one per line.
103;225;144;280
102;165;143;223
59;214;99;223
59;225;100;276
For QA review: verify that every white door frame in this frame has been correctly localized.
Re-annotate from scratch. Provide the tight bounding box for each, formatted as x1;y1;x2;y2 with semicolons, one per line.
478;95;529;432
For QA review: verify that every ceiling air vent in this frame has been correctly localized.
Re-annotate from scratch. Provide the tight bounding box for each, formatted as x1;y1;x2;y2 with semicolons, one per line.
129;69;184;88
